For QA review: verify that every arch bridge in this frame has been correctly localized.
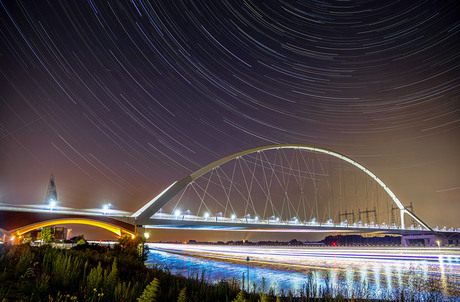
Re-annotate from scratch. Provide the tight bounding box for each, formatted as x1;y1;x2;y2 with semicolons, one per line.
2;144;458;245
134;144;430;230
0;209;135;244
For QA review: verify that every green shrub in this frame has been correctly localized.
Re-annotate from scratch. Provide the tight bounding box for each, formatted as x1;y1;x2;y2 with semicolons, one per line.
177;287;187;302
138;278;160;302
86;262;104;298
15;246;34;278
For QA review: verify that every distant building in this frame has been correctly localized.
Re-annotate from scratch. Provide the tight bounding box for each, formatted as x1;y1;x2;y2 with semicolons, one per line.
25;227;69;243
45;174;58;206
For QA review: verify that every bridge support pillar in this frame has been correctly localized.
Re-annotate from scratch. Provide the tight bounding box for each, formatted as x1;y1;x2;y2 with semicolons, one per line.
135;225;145;238
2;233;20;245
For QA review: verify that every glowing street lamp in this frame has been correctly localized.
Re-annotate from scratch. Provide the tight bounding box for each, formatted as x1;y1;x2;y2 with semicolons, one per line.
144;232;150;240
49;200;56;211
204;212;209;220
174;209;181;218
102;203;111;215
231;214;236;221
245;214;250;223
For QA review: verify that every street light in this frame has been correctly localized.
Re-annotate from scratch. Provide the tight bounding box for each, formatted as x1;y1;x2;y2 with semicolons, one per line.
49;200;56;211
246;256;250;291
144;232;150;240
174;209;181;218
231;214;236;221
103;204;109;215
204;212;209;220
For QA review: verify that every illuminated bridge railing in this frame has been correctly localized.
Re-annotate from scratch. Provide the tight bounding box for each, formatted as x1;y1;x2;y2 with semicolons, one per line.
150;212;460;232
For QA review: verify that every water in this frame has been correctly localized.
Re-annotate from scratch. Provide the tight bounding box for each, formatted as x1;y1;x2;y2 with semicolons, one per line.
146;244;460;300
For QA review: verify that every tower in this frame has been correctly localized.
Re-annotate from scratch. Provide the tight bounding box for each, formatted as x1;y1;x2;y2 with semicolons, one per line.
45;174;58;205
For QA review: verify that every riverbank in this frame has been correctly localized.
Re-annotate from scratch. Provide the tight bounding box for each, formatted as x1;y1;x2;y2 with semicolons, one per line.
1;240;458;301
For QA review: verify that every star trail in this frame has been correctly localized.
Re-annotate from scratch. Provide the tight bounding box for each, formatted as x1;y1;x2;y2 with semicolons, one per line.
0;1;459;232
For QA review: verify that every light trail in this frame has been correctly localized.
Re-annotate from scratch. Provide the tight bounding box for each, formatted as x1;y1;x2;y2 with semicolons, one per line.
148;244;460;298
149;244;460;265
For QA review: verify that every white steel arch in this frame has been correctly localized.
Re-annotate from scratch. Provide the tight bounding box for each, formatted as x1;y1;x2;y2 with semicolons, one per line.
133;144;430;230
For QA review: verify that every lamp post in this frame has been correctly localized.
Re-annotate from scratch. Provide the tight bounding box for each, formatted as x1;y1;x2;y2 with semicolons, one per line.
49;200;56;211
246;256;250;291
174;209;181;219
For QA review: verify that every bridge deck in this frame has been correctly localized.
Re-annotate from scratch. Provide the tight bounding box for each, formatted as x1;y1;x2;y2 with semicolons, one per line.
144;217;455;236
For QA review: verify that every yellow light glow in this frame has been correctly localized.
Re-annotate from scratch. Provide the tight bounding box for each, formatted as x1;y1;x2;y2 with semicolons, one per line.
14;219;135;237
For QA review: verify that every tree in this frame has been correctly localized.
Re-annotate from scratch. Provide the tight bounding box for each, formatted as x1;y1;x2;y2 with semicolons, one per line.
41;226;54;243
232;291;248;302
76;236;87;246
23;232;32;244
177;287;187;302
116;235;148;261
138;278;160;302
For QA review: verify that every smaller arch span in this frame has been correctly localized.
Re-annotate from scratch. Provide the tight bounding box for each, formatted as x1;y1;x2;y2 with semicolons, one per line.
0;209;136;238
11;218;135;237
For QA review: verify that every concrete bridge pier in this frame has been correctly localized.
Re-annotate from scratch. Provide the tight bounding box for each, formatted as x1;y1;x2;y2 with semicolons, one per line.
136;225;145;238
2;234;21;245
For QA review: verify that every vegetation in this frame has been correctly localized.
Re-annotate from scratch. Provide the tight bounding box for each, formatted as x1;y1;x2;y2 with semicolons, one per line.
40;226;54;243
0;236;455;301
0;236;254;302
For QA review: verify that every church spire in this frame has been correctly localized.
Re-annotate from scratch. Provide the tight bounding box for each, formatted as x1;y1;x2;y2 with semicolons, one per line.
45;174;58;205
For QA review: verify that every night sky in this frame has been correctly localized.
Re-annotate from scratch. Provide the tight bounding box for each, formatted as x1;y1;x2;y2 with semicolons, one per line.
1;1;459;239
